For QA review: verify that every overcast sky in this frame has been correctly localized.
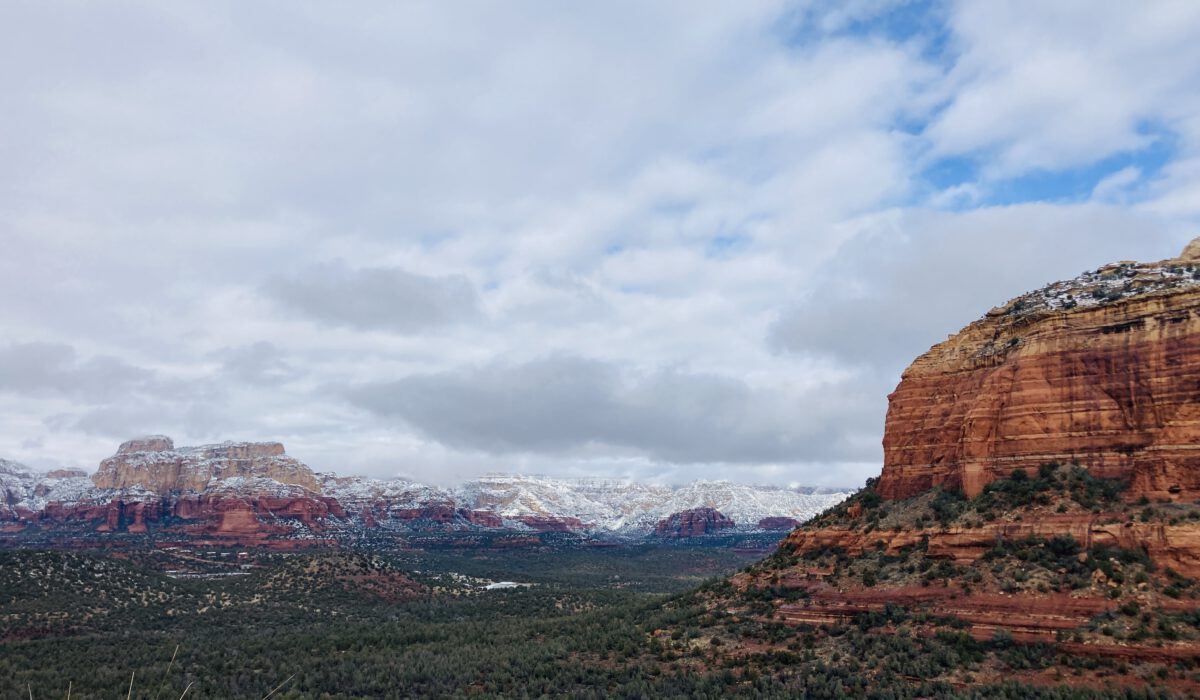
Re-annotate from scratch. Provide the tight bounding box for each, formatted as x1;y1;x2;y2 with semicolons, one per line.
2;1;1199;486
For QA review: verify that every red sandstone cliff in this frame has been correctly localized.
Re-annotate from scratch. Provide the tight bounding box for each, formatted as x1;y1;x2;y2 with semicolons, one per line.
880;241;1200;501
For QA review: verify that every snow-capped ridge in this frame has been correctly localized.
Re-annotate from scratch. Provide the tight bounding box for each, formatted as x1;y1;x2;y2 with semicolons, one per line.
4;437;852;534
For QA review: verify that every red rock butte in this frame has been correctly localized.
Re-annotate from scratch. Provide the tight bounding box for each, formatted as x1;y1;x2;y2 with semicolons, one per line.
654;507;735;538
880;237;1200;502
92;435;320;494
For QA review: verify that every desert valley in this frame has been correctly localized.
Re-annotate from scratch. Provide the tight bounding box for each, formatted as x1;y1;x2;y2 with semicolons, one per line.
6;241;1200;697
5;3;1200;697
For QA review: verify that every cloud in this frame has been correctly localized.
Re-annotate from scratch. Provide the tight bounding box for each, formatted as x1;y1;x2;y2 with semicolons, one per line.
263;263;481;332
770;203;1185;390
212;341;299;385
0;342;155;401
50;402;238;442
925;1;1200;177
766;203;1188;479
1091;166;1142;203
0;2;1197;486
346;355;879;465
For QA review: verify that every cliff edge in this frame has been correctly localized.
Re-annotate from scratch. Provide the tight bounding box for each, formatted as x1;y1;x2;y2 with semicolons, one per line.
880;238;1200;501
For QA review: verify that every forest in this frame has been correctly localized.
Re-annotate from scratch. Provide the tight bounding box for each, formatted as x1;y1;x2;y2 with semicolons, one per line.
0;544;1189;699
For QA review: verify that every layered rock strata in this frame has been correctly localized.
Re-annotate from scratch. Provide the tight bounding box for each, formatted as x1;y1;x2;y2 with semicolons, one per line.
881;242;1200;501
783;514;1200;578
92;436;320;493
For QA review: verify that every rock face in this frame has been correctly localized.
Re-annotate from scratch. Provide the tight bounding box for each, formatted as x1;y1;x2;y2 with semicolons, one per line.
880;242;1200;501
782;514;1200;578
45;468;87;479
92;436;320;494
757;516;801;530
654;507;735;538
514;515;586;532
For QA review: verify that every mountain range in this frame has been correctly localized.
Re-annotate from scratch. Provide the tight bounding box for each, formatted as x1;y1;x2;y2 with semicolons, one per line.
0;436;849;545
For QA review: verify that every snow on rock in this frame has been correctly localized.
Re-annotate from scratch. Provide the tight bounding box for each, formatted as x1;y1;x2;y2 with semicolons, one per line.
452;473;849;532
988;259;1200;321
648;480;848;532
92;436;320;494
320;474;455;513
3;437;852;535
0;458;142;517
0;459;37;519
454;474;623;525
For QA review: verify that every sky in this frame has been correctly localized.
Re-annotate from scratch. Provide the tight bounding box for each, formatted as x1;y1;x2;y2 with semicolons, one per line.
2;1;1200;487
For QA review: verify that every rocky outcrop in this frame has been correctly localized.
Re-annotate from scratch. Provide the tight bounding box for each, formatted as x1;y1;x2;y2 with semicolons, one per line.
782;513;1200;578
461;510;504;528
384;503;458;524
514;515;586;532
92;436;321;494
45;468;87;479
880;241;1200;501
654;507;735;538
771;586;1198;664
757;516;800;530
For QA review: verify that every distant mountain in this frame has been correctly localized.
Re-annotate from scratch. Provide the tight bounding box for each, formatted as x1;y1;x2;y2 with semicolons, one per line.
93;436;319;493
449;473;845;533
1;458;112;521
0;437;850;547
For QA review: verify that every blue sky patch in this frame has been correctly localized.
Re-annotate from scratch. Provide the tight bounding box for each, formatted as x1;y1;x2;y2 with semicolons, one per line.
919;124;1177;208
